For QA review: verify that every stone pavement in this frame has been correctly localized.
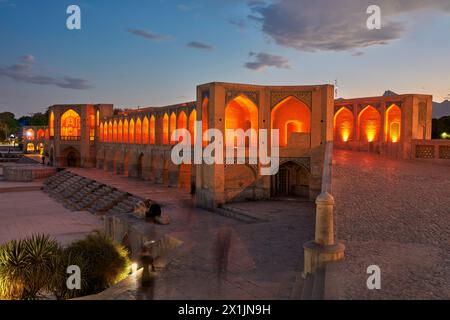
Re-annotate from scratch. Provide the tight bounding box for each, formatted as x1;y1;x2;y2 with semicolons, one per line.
331;150;450;299
69;168;315;300
0;184;103;246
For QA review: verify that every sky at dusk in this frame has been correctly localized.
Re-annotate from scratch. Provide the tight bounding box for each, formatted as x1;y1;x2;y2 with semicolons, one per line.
0;0;449;117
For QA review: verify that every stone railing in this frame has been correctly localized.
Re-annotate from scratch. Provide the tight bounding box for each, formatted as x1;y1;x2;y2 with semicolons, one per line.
412;140;450;161
303;141;345;275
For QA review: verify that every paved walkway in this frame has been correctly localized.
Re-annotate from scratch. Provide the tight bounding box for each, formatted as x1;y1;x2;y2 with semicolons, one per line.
69;168;315;300
331;150;450;299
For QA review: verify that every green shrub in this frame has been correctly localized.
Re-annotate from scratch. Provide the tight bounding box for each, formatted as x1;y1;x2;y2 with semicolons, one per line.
64;232;131;297
0;235;60;300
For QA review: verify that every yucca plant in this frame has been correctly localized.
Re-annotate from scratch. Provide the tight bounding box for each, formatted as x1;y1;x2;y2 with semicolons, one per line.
0;235;60;300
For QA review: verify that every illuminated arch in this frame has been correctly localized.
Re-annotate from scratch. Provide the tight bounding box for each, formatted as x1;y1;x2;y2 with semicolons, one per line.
271;96;310;147
385;104;401;143
334;107;354;142
118;120;123;143
25;128;35;140
108;121;113;142
61;109;81;140
129;118;135;144
96;110;100;127
358;105;381;142
225;95;259;147
202;97;209;146
136;118;142;144
177;111;188;143
27;143;35;152
142;117;149;144
150;115;156;144
37;129;45;140
49;111;55;137
169;112;177;144
163;113;169;144
113;120;118;143
189;109;197;145
45;129;49;140
123;119;129;143
99;123;104;142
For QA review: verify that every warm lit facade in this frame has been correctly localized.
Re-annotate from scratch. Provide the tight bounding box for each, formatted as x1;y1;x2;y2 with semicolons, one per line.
22;126;49;155
334;94;433;159
45;84;435;209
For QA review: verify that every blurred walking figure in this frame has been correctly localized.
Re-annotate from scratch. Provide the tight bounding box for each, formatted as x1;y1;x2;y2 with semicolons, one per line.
214;225;232;280
138;242;156;300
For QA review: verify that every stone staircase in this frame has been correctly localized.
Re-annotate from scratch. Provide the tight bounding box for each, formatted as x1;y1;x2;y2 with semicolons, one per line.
43;170;147;217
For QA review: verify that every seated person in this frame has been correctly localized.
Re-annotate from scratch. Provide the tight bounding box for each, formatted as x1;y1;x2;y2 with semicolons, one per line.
145;203;170;225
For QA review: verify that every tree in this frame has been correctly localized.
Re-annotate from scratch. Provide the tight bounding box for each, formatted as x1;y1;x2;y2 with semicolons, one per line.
0;112;19;141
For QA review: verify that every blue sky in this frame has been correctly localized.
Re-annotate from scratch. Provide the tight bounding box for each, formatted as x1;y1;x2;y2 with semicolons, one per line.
0;0;449;116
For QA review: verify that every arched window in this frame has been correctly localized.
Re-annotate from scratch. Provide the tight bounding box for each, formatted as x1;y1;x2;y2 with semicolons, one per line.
113;120;118;143
169;112;177;144
150;115;156;144
99;123;104;142
189;109;197;145
135;118;142;144
334;107;354;142
123;119;129;143
385;104;401;143
271;96;310;147
49;111;55;137
60;109;81;141
96;110;100;127
163;113;169;144
142;117;149;144
177;111;188;143
118;120;123;143
225;95;259;148
37;129;45;140
358;106;381;142
202;97;209;146
108;121;113;142
129;119;135;144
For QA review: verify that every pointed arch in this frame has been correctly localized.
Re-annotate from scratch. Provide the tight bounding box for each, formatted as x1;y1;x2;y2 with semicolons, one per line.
150;115;156;144
385;104;401;143
135;117;142;144
100;122;105;142
358;105;381;142
118;119;123;143
169;112;177;144
129;118;135;144
108;121;113;142
37;129;45;139
142;116;149;144
163;113;169;144
123;119;129;143
225;94;259;147
177;111;188;143
334;107;354;142
189;109;197;145
61;109;81;140
49;111;55;137
271;96;310;147
202;97;209;146
113;120;118;143
96;110;100;127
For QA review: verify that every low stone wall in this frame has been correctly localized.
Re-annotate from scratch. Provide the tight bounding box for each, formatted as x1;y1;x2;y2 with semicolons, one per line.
412;139;450;163
2;164;56;182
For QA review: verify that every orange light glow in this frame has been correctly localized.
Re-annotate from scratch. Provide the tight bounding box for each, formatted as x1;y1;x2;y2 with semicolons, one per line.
135;118;142;144
334;107;353;142
118;120;123;143
150;115;155;144
189;109;197;145
113;120;118;143
271;96;310;146
169;112;176;144
385;104;401;143
61;109;81;139
202;97;209;146
225;95;259;147
49;111;55;137
358;106;380;143
129;119;135;144
37;129;45;140
123;119;129;143
163;113;169;144
108;121;113;142
177;111;187;143
99;123;104;141
142;117;149;144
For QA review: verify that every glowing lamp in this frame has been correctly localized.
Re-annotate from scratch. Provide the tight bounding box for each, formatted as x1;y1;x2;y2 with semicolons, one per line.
441;132;449;139
131;262;138;273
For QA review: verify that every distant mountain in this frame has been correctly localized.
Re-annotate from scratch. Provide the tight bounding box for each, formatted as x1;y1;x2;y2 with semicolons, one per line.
383;90;399;97
433;100;450;119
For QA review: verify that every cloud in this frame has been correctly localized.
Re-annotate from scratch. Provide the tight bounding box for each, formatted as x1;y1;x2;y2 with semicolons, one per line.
127;28;171;41
245;52;290;71
227;18;246;30
352;52;365;57
177;4;191;11
250;0;450;52
0;55;93;90
186;41;214;51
